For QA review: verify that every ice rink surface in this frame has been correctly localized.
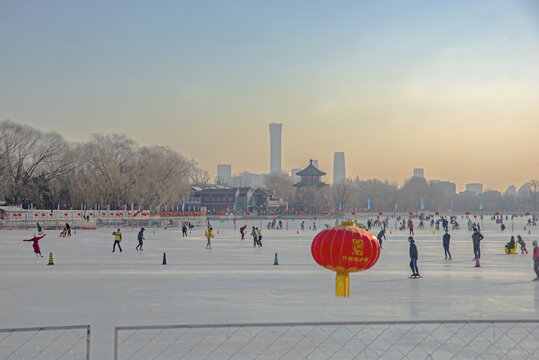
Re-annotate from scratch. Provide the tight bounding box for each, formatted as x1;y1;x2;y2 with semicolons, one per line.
1;216;538;358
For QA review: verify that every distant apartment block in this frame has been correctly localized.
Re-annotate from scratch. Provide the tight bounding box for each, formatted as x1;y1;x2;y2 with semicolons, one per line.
466;183;483;195
413;168;424;178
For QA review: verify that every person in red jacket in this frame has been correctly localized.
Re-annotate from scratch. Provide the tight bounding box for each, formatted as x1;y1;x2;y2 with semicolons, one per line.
533;240;539;281
23;234;46;257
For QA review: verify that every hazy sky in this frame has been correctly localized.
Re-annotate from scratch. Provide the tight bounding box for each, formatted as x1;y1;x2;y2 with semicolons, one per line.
1;0;538;192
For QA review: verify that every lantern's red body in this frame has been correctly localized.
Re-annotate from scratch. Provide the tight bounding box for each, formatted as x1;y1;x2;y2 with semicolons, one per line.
311;222;380;297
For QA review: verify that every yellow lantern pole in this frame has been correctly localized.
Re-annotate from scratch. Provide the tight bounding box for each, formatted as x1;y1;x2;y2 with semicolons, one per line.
335;272;350;297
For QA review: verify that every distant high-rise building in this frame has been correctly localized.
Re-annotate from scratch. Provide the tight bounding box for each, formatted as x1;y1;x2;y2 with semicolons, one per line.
291;168;301;184
333;152;346;184
413;168;425;178
466;183;483;195
216;164;232;185
269;123;282;174
311;160;319;169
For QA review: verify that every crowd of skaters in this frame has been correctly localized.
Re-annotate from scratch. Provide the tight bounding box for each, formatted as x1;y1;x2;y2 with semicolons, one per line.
20;215;539;281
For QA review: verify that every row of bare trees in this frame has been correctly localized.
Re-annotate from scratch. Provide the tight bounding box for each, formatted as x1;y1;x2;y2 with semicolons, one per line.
0;120;208;209
264;174;539;212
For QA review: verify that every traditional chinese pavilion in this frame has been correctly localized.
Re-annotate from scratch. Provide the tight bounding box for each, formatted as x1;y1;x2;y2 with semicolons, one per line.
294;160;327;187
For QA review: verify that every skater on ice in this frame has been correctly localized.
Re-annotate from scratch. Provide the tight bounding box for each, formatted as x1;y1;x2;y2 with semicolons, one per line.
182;223;188;237
376;228;386;249
36;222;43;234
443;229;451;260
251;226;258;247
205;227;214;249
408;236;420;278
112;228;122;252
533;240;539;281
23;234;46;257
239;225;246;240
257;227;263;247
517;235;528;254
472;228;483;267
136;227;145;251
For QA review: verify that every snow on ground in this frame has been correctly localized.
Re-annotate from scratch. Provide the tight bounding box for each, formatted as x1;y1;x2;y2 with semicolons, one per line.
1;216;538;358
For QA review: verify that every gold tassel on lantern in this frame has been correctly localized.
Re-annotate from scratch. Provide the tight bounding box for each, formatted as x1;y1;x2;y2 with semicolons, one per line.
335;272;350;297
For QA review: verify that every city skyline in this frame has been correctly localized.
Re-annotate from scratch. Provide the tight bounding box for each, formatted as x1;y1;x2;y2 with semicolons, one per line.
1;1;538;191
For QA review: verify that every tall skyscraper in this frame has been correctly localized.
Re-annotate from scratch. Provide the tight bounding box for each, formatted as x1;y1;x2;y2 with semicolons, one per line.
216;164;232;185
333;152;346;184
269;123;282;174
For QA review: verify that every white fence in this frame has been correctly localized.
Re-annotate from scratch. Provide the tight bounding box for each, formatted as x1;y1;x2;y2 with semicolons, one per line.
114;320;539;360
0;325;90;360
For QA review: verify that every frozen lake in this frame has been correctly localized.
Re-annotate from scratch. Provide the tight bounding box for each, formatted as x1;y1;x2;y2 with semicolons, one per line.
1;216;538;358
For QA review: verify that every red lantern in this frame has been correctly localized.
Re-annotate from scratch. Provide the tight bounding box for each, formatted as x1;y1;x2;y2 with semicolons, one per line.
110;213;114;216
435;211;440;216
378;212;383;216
298;212;303;216
89;213;94;216
64;213;68;216
49;213;53;217
311;222;380;297
270;212;275;216
465;211;470;215
34;213;38;217
246;212;251;216
128;212;131;216
409;212;413;216
42;213;46;217
18;213;21;216
12;214;17;217
351;212;356;215
526;212;531;216
495;211;500;216
219;212;224;216
324;212;328;216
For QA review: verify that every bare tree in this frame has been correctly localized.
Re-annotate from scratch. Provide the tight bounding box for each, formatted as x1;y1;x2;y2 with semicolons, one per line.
264;174;296;207
0;120;73;207
527;180;539;211
330;179;357;211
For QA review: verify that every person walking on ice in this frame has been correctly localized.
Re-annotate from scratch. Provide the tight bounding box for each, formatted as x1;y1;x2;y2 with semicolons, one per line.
23;234;46;257
472;228;483;267
205;227;214;249
533;240;539;281
408;236;420;278
112;228;122;253
376;228;386;249
136;227;145;251
443;229;452;260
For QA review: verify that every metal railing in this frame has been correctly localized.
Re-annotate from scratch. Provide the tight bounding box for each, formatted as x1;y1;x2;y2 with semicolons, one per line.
0;325;90;360
114;320;539;360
